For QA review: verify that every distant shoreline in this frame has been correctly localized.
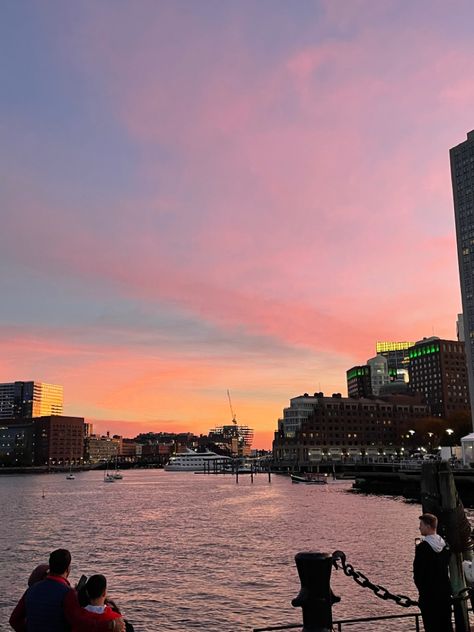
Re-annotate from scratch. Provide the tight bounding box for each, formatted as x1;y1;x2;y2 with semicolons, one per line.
0;463;163;475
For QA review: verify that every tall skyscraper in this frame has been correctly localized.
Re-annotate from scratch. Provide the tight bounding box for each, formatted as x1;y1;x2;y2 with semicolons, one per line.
0;381;63;419
450;131;474;421
376;341;414;383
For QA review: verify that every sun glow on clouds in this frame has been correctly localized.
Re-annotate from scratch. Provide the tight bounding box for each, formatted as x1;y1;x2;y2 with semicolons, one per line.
1;1;474;447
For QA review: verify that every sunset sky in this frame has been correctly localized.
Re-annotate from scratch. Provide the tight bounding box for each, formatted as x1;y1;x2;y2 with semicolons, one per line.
2;1;474;448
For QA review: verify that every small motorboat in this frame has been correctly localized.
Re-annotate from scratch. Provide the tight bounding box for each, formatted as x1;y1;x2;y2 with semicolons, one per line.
291;473;328;485
66;473;75;480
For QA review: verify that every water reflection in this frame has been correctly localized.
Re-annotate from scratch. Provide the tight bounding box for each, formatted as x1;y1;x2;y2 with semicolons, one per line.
0;471;422;631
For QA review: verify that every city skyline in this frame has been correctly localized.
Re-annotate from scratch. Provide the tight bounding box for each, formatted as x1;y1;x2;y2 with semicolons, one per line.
2;2;474;448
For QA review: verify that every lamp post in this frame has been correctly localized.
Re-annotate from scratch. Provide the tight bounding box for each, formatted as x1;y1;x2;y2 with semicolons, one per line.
446;428;454;459
427;431;434;454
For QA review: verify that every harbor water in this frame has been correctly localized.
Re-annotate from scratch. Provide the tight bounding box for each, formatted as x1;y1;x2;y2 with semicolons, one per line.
0;470;441;631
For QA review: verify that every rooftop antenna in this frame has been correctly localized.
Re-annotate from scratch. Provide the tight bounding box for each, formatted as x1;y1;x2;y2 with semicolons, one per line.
227;389;237;425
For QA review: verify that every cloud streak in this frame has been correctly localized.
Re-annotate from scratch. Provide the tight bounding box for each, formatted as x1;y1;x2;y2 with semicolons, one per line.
1;1;473;445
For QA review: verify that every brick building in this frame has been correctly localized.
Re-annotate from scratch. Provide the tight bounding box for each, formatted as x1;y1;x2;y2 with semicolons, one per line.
34;415;85;465
84;433;120;463
408;337;470;418
273;393;429;465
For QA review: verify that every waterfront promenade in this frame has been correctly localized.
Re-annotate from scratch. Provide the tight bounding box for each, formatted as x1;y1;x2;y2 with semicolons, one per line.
0;469;427;631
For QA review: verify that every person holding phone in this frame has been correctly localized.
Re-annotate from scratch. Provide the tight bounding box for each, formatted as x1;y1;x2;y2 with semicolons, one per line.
9;549;125;632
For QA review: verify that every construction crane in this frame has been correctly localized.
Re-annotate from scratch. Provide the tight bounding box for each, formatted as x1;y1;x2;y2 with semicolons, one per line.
227;389;237;425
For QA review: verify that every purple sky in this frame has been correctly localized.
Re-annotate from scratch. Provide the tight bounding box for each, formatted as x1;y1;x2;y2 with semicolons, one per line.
1;1;473;447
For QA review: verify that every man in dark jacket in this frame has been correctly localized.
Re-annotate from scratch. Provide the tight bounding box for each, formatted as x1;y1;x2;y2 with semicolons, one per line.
9;549;125;632
413;513;453;632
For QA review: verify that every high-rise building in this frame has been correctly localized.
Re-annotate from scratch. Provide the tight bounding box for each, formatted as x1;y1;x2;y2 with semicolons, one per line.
408;337;470;418
367;355;390;396
376;341;414;383
0;381;63;419
450;131;474;421
457;314;465;342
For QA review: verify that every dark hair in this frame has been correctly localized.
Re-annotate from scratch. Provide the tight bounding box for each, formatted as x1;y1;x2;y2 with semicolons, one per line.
85;574;107;600
28;564;49;587
419;513;438;530
49;549;71;575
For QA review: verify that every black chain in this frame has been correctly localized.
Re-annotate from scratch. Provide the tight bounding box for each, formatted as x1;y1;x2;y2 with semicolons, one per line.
332;550;419;608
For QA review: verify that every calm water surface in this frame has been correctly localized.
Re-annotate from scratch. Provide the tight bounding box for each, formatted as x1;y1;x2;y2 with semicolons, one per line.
0;470;428;631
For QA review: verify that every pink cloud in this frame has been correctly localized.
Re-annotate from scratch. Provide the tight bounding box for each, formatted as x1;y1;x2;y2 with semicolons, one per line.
3;3;474;445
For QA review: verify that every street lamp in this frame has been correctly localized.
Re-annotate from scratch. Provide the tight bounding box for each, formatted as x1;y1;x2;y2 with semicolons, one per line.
446;428;454;459
427;432;434;453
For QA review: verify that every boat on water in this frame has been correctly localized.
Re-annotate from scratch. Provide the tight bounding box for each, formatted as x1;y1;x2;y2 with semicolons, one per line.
164;448;232;472
103;461;115;483
291;473;328;485
66;463;75;480
112;457;123;479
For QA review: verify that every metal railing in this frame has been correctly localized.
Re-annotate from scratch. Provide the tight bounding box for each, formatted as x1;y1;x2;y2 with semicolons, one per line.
254;611;421;631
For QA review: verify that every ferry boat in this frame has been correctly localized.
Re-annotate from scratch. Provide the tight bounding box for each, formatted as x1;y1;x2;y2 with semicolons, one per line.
164;448;232;472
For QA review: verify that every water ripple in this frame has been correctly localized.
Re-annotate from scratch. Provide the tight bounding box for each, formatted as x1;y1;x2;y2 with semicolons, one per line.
0;471;422;631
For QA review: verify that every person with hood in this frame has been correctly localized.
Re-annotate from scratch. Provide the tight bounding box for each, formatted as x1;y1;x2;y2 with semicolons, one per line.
413;513;453;632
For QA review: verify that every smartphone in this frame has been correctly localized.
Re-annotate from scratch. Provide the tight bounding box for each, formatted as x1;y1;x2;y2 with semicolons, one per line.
76;575;87;591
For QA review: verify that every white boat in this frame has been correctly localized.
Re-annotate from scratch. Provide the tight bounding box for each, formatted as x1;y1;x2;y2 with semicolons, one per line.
66;473;75;480
164;448;232;472
112;457;123;479
104;461;115;483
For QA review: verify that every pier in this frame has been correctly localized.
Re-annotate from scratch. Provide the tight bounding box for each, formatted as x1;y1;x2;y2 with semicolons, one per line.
255;462;474;631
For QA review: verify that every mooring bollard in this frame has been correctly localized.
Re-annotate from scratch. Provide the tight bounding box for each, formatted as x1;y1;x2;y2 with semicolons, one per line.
291;552;338;632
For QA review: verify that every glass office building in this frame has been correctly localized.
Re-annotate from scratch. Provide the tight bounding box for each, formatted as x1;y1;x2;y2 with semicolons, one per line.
0;381;63;419
450;131;474;420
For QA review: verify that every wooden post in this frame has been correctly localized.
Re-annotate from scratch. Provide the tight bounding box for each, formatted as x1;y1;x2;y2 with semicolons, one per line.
438;467;470;632
420;462;470;632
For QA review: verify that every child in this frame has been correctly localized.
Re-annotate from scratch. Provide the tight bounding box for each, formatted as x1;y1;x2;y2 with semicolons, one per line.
76;574;122;629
